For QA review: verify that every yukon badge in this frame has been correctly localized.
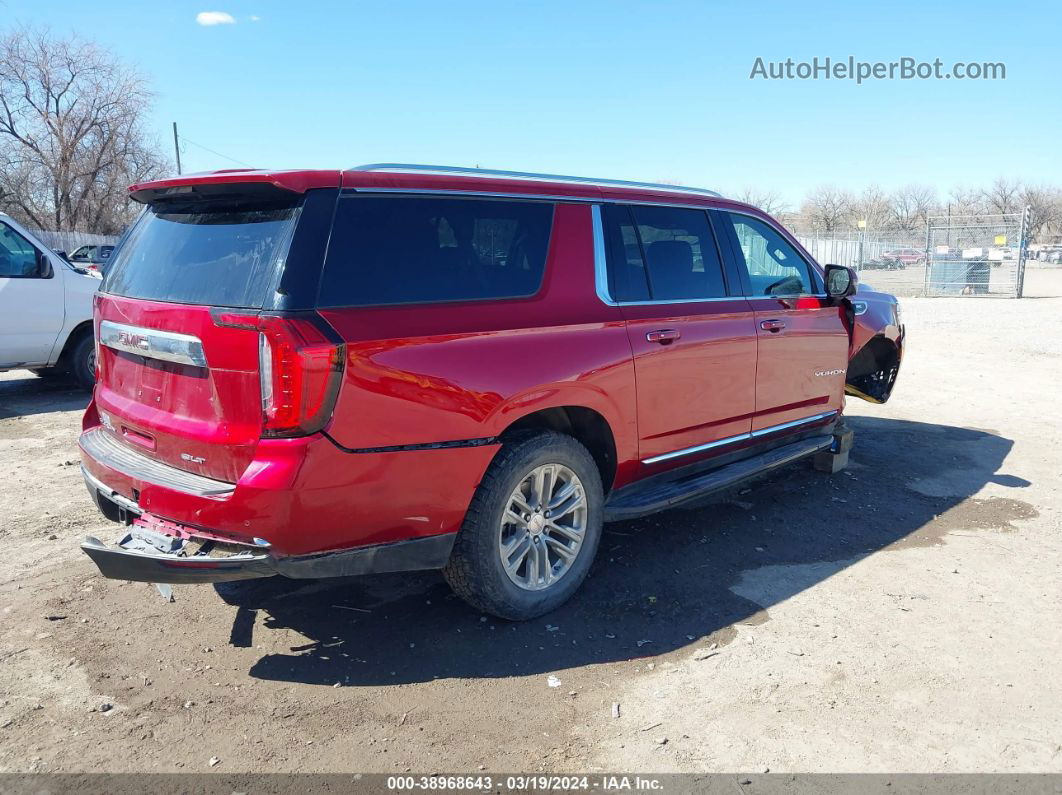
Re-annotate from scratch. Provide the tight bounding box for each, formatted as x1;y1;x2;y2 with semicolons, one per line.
815;368;845;377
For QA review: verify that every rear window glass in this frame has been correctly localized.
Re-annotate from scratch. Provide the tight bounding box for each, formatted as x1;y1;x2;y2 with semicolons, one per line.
318;197;554;307
103;204;301;308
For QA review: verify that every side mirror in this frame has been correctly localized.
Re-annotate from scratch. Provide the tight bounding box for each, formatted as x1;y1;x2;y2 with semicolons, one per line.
37;252;54;279
825;264;857;300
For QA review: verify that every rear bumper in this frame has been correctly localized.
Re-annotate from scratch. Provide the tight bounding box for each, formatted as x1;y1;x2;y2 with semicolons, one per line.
78;417;498;557
80;466;459;584
81;534;274;584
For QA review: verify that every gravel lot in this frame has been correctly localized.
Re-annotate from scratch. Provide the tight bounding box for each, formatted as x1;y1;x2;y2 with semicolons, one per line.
1;269;1060;774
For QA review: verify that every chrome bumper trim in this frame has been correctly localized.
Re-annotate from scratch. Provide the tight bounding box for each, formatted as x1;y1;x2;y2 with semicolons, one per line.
79;427;235;497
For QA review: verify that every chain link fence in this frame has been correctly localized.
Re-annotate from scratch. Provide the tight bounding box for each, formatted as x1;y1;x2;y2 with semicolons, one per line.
923;213;1027;297
793;211;1029;298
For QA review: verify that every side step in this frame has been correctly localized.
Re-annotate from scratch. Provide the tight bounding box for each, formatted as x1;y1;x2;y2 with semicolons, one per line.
604;436;832;522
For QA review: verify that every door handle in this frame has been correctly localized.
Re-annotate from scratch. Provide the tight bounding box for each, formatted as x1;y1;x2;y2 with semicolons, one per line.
760;319;786;332
646;328;681;344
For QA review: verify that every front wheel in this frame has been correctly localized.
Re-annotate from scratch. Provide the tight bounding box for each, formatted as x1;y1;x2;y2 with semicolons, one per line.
443;431;603;620
66;332;96;391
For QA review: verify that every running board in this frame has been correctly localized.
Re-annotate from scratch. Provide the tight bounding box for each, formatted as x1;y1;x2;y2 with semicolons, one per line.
604;436;832;522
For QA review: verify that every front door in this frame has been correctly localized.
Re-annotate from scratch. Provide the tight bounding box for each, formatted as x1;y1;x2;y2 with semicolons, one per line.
599;203;757;465
0;221;64;368
715;211;849;433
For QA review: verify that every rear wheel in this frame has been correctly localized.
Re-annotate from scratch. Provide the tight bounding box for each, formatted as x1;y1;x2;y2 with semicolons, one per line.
443;431;603;620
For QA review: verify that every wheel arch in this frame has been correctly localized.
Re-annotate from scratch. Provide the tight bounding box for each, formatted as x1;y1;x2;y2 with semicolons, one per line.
499;406;618;494
58;320;94;362
846;334;901;404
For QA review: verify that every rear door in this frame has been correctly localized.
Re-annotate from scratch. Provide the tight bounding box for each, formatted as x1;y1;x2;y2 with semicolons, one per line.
599;203;757;465
715;211;848;433
94;195;311;483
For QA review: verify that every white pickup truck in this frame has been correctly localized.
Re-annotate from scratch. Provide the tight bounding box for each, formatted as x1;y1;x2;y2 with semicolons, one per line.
0;212;99;390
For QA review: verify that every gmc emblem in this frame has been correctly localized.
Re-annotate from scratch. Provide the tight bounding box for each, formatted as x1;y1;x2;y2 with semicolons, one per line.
117;331;150;352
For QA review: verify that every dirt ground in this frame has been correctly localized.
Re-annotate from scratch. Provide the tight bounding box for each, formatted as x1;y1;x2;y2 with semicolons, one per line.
1;269;1060;775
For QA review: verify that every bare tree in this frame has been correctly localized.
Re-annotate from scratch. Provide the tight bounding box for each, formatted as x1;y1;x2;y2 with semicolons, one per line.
849;185;890;231
735;188;787;217
0;27;167;234
889;185;937;233
944;186;987;219
800;186;852;234
981;177;1022;216
1019;185;1062;243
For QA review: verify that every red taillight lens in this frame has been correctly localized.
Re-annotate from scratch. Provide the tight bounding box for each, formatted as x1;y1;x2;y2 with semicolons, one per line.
256;314;345;438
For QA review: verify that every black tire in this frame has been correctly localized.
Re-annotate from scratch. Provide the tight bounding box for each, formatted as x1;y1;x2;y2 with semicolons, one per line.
66;331;96;391
443;431;604;620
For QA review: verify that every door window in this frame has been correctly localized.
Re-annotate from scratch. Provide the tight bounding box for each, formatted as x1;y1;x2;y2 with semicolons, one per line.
602;204;727;301
0;223;41;278
724;213;815;296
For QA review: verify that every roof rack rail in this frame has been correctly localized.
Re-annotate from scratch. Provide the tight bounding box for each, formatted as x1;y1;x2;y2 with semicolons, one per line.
349;163;722;198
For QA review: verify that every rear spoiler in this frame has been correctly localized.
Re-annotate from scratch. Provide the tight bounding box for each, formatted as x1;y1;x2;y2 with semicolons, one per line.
128;169;342;204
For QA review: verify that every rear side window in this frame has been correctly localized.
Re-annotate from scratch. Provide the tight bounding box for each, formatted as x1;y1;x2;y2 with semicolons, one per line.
602;204;727;302
318;197;553;307
103;204;301;308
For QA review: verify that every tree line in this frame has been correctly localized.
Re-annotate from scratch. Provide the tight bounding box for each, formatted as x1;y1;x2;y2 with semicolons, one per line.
0;27;165;235
736;180;1062;243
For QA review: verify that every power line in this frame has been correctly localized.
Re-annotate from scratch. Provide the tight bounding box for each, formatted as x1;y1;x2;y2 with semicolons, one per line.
177;133;255;168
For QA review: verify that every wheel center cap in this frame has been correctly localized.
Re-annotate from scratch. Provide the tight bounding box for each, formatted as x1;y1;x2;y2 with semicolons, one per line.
527;513;546;534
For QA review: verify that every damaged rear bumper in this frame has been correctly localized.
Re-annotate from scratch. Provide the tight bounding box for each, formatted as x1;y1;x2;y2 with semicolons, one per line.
81;534;274;584
80;466;458;584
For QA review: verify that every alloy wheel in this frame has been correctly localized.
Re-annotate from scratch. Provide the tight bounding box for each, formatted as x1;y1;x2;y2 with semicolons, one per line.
498;463;587;591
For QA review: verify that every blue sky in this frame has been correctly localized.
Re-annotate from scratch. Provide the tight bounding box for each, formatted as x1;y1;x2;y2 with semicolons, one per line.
9;0;1061;206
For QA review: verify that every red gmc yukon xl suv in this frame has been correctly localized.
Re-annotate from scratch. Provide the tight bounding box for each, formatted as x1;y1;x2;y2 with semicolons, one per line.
79;164;903;620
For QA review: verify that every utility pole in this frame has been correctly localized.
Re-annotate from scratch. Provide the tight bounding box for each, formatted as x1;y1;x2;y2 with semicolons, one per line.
172;122;182;175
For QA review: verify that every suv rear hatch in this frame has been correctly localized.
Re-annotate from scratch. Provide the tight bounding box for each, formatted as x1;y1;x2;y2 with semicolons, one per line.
93;180;343;485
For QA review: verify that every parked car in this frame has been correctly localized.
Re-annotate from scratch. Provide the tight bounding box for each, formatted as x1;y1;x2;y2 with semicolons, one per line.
0;213;99;389
67;244;116;275
881;248;925;268
78;165;904;620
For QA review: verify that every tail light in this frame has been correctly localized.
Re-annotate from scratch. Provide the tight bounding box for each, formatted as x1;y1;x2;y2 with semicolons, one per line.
210;310;345;438
257;314;346;438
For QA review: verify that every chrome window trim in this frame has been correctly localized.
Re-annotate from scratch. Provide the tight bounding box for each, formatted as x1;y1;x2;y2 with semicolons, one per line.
349;163;722;198
592;203;828;307
591;204;748;308
641;410;837;465
591;204;615;306
99;320;208;368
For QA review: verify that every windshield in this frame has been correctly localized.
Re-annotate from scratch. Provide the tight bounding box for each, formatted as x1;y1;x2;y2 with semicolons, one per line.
103;202;301;308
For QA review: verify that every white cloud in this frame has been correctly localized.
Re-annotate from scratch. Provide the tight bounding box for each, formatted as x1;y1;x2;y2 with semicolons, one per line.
249;15;261;21
196;11;236;26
